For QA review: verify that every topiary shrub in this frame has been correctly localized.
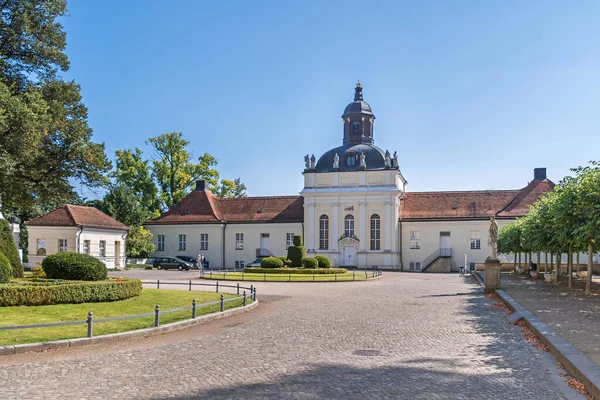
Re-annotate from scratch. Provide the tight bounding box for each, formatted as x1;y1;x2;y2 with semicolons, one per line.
277;256;291;267
42;252;108;281
301;257;318;269
260;256;284;268
0;219;24;278
287;235;306;268
0;253;12;283
293;235;303;246
314;255;330;268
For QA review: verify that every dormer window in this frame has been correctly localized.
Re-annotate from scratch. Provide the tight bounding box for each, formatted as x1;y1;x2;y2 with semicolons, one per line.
352;121;360;136
347;155;356;166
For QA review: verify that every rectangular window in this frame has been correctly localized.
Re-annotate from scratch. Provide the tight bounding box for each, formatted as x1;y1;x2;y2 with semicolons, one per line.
370;216;381;250
178;234;186;251
470;230;481;249
286;233;294;249
319;218;329;250
99;240;106;257
235;260;245;269
409;261;421;271
410;231;420;249
469;262;476;271
157;235;165;251
200;233;208;250
83;240;90;255
58;239;68;252
235;233;243;250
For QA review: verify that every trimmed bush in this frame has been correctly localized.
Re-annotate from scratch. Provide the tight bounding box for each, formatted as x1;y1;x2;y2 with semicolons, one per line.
243;267;347;274
0;219;24;278
0;253;11;283
301;257;318;269
0;278;142;306
31;266;47;278
260;257;284;268
314;255;331;268
42;252;108;281
292;235;303;246
287;235;306;268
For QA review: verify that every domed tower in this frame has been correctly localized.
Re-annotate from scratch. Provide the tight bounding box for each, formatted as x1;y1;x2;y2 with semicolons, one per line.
342;82;375;145
301;82;406;270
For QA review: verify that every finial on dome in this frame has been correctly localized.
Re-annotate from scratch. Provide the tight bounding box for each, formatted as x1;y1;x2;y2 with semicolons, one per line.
356;80;361;88
354;81;363;101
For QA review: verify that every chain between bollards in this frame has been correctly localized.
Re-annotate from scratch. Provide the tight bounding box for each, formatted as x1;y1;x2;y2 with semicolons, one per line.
154;304;160;327
87;311;93;338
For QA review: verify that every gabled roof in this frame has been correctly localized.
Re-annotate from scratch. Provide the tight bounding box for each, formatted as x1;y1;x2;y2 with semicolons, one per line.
25;205;128;230
145;190;304;225
400;178;555;221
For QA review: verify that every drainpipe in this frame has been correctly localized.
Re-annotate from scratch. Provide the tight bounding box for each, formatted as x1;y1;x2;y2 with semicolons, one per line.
76;226;84;253
398;219;403;271
122;230;129;267
221;222;227;270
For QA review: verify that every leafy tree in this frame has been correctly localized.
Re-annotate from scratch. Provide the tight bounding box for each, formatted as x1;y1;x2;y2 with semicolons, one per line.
0;0;111;215
216;178;247;198
126;226;155;258
99;184;148;227
0;219;23;277
113;148;160;217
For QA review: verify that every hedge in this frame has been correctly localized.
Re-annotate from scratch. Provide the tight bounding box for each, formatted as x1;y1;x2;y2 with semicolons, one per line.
261;257;284;268
243;267;347;275
0;253;11;283
0;219;23;278
301;257;318;269
314;255;331;268
0;278;142;306
42;252;108;281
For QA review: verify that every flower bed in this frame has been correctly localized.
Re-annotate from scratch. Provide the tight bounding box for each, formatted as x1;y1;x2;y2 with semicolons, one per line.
242;267;347;275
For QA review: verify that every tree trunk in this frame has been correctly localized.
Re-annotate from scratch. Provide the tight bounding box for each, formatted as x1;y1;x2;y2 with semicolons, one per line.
550;253;554;273
544;252;548;274
587;242;593;295
568;246;572;289
513;252;517;274
555;252;561;283
576;252;580;276
537;251;541;266
518;253;521;273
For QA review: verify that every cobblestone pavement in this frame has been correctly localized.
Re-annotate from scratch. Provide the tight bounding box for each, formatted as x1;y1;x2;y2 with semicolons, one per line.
502;273;600;365
0;273;573;399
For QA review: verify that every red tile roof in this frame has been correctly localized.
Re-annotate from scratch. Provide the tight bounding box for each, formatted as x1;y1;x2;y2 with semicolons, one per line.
400;179;555;221
145;190;303;225
25;205;128;230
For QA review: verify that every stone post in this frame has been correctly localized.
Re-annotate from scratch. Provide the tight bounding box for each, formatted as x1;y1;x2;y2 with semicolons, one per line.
484;258;501;293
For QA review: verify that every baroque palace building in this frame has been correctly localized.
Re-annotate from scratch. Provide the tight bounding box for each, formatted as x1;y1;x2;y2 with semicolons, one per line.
145;84;554;271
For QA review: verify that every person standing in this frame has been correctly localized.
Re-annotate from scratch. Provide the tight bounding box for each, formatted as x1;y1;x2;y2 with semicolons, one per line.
197;253;205;275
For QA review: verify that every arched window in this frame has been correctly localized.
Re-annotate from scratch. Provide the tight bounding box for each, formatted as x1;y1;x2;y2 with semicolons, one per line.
352;121;360;136
344;214;355;237
370;214;381;250
319;215;329;250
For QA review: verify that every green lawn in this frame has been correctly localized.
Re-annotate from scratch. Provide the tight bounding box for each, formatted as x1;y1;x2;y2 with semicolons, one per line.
202;271;381;282
0;289;248;345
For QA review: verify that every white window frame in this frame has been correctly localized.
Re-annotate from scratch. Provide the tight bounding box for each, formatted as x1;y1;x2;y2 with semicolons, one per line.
319;215;329;250
157;235;165;252
370;214;381;250
409;261;421;271
83;240;90;255
410;231;420;249
99;240;106;257
344;215;354;237
178;234;186;251
200;233;208;251
235;233;243;250
235;260;245;269
286;233;294;249
470;230;481;249
58;239;68;252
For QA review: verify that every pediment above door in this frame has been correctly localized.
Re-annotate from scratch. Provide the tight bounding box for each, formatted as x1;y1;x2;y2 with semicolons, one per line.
338;235;359;245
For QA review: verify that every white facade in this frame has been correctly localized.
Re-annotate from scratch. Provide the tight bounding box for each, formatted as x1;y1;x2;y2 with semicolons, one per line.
148;222;302;269
27;226;127;269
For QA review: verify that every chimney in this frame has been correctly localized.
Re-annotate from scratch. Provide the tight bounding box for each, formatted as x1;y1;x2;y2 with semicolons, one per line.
195;180;205;191
533;168;547;181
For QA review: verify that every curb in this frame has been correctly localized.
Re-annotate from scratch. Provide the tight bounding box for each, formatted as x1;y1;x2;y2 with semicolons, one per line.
495;289;600;400
199;275;383;283
0;300;258;356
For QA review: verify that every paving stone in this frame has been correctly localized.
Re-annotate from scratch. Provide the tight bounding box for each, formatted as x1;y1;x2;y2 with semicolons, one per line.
0;273;569;399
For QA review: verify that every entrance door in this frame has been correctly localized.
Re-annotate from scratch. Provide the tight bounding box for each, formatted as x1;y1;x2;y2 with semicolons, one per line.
115;241;121;267
439;232;451;250
260;233;270;255
342;246;357;266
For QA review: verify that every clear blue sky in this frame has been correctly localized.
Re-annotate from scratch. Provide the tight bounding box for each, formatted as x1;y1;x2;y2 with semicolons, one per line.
61;0;600;197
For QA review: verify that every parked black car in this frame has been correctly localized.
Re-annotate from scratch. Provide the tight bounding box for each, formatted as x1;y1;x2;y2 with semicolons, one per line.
153;257;191;271
176;255;199;268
